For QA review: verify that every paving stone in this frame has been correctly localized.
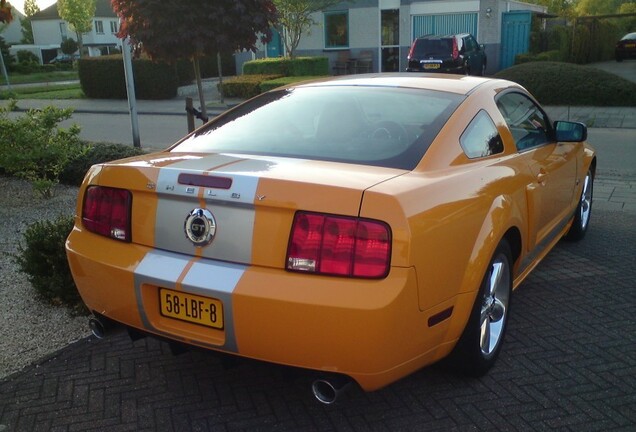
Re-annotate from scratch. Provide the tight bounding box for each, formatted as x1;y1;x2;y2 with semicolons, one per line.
1;209;634;431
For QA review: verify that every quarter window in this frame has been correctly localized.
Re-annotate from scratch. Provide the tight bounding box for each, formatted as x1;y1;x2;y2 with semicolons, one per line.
496;92;551;151
460;110;504;159
325;11;349;49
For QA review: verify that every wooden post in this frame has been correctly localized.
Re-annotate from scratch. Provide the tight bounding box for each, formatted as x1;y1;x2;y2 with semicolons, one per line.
186;97;195;133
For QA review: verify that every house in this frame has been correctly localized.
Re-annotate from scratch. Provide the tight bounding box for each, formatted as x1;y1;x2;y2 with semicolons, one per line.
0;5;24;44
23;0;120;63
237;0;548;74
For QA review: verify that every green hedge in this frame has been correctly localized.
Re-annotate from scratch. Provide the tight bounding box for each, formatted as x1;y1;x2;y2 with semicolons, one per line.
176;53;237;85
259;76;328;93
243;57;329;76
515;50;563;65
78;55;178;99
220;74;283;99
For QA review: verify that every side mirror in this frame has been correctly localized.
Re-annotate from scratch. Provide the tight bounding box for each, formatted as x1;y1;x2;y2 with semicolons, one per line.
554;121;587;142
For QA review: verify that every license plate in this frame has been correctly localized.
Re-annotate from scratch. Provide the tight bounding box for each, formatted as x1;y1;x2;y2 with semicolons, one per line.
626;43;635;48
424;63;441;69
159;288;224;329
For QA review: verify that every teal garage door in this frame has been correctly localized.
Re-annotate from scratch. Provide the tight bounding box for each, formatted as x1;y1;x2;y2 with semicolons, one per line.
500;11;532;69
412;13;478;39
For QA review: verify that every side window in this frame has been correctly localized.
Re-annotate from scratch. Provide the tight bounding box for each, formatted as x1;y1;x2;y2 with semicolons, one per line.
460;110;504;159
324;11;349;49
496;92;551;151
464;36;476;52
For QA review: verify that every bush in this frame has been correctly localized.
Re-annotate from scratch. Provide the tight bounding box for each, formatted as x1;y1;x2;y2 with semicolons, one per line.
495;62;636;106
259;76;327;93
220;74;283;98
515;50;562;65
78;55;178;99
60;143;145;186
61;38;79;56
16;50;40;64
0;100;87;198
14;215;84;312
243;57;329;76
176;53;239;86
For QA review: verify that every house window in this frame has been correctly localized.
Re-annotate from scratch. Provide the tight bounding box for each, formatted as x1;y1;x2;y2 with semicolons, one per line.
59;22;68;40
110;21;118;34
324;11;348;49
95;20;104;34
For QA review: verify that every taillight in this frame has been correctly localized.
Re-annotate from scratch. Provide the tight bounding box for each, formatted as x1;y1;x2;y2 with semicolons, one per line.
286;212;391;278
82;186;132;242
452;38;459;60
408;41;416;60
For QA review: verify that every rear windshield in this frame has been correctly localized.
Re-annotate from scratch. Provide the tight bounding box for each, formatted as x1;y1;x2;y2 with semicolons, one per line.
414;38;453;57
173;86;463;170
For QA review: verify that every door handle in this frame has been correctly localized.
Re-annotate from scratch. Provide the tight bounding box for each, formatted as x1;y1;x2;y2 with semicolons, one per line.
537;171;548;185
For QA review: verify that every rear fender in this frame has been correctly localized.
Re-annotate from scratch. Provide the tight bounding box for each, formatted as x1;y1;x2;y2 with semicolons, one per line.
444;194;523;342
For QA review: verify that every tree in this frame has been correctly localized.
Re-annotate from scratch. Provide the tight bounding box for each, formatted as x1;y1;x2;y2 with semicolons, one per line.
19;0;39;44
57;0;96;58
576;0;628;15
112;0;277;118
273;0;341;58
0;0;12;24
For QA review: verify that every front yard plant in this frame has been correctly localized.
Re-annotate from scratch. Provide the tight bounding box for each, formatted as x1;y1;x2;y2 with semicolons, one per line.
0;100;87;198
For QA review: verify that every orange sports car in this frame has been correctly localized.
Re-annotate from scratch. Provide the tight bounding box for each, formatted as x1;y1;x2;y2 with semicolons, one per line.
66;74;595;404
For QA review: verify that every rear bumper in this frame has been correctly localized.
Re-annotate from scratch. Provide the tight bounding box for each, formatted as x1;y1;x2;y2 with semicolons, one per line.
67;227;467;391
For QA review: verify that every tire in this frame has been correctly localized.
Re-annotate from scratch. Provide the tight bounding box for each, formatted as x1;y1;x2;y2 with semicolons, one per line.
564;168;593;241
448;239;512;377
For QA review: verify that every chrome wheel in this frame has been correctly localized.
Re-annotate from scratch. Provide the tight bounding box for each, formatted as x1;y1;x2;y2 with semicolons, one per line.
565;168;593;241
479;258;510;356
579;172;592;231
448;239;512;376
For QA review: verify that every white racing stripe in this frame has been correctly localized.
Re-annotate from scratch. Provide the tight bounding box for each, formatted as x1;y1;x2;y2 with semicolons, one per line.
133;249;246;352
153;154;260;264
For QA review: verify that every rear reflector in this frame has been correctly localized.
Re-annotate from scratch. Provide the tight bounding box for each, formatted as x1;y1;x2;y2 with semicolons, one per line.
82;186;132;242
286;212;391;278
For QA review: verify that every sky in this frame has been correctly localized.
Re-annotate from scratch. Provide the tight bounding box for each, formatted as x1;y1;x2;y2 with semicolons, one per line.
9;0;56;15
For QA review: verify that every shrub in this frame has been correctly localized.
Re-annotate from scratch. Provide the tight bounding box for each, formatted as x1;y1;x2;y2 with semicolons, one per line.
61;38;79;56
495;62;636;106
515;50;562;65
78;55;178;99
14;215;84;312
259;76;327;93
243;57;329;76
0;100;87;198
16;50;40;64
220;74;283;98
60;143;145;186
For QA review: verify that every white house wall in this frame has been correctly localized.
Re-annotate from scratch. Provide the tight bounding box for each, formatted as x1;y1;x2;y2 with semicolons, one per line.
32;20;65;46
236;0;548;74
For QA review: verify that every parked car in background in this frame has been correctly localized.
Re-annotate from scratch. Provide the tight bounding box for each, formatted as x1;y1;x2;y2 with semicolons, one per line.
615;32;636;62
407;33;487;75
66;74;595;404
48;53;79;64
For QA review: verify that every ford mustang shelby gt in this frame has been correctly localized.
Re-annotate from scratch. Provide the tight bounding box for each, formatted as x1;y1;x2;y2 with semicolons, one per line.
66;74;595;399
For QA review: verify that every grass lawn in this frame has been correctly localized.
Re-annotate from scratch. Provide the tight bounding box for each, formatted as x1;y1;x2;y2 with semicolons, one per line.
0;83;84;100
3;70;79;85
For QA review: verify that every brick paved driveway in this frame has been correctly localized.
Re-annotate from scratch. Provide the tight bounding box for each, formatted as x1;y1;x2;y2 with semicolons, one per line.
1;208;635;431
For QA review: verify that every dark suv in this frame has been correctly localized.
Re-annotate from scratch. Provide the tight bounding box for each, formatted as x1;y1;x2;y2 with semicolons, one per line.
406;33;487;75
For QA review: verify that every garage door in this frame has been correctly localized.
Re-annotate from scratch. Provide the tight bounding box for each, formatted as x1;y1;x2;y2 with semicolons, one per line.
412;13;478;39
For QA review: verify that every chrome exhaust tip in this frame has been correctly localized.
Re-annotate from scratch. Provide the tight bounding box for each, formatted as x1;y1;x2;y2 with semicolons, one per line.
311;376;351;405
88;317;106;339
